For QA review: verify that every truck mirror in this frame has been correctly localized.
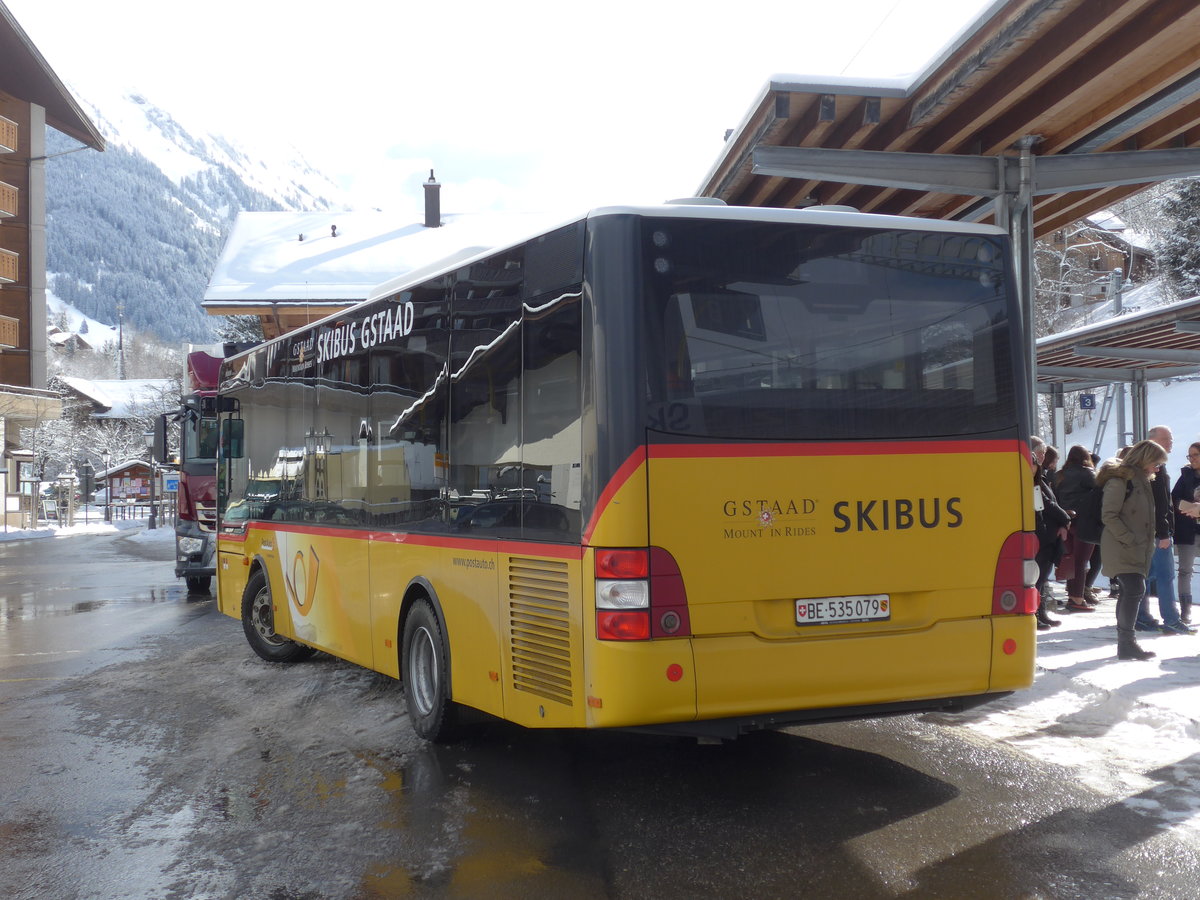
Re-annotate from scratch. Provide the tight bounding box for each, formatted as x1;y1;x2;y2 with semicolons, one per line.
153;414;169;462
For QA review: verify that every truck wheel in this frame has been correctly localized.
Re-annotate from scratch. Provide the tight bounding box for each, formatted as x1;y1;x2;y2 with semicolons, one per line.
241;569;315;663
402;598;461;742
186;576;211;593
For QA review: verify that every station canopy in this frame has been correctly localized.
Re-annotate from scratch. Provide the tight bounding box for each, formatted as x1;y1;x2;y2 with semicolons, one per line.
698;0;1200;240
1036;295;1200;393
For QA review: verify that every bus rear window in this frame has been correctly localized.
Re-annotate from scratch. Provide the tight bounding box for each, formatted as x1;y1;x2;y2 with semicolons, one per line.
642;221;1017;440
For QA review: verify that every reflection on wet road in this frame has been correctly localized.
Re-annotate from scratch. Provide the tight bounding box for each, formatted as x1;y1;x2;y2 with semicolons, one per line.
2;531;1199;898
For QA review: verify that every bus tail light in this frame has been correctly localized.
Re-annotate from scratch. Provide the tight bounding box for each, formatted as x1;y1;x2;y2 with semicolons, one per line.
595;547;691;640
992;531;1039;616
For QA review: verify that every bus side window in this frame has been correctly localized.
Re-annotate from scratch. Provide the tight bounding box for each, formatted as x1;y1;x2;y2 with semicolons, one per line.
370;289;451;530
449;256;524;536
521;290;582;542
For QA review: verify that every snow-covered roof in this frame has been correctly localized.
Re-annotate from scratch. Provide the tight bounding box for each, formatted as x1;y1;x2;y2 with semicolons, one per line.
96;459;150;479
48;331;96;350
203;210;569;306
1082;209;1154;253
59;377;174;418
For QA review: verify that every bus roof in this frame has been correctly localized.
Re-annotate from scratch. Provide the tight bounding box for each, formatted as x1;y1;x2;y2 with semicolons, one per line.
223;202;1006;368
365;202;1004;302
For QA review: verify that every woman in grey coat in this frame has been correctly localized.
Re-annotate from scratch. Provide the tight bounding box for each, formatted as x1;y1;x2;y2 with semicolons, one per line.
1099;439;1169;661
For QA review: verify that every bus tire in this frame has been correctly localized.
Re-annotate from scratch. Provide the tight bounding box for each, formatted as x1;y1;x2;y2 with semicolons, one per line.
186;575;211;593
241;569;315;663
402;598;461;742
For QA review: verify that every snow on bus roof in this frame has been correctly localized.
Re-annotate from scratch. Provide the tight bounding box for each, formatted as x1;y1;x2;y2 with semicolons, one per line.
203;210;570;306
221;202;1006;366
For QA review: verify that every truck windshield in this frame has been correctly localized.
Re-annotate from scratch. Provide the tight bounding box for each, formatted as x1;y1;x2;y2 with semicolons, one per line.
185;416;219;463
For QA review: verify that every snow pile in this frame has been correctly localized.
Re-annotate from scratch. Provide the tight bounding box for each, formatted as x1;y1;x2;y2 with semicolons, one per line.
0;515;154;542
959;581;1200;841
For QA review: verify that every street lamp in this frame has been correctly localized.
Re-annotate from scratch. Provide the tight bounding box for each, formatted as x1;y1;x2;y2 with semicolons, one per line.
144;431;157;530
0;467;8;534
103;454;111;523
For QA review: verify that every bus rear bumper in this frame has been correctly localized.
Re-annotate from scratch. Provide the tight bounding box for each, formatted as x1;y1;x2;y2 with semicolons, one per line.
585;616;1033;734
622;690;1013;741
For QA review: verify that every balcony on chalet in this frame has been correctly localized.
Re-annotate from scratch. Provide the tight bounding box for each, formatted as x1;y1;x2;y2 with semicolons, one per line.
0;313;18;350
0;180;16;218
0;115;15;154
0;246;17;283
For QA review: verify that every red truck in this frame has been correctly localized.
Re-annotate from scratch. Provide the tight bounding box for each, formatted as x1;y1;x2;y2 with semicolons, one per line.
168;350;223;592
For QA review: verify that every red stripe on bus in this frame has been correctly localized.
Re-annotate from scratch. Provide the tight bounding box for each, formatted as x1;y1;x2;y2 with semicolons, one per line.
581;446;648;545
371;530;583;560
581;438;1027;544
227;439;1025;553
647;439;1025;458
239;522;584;560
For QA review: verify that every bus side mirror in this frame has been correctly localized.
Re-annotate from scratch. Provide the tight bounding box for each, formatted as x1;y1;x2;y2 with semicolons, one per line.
221;419;245;460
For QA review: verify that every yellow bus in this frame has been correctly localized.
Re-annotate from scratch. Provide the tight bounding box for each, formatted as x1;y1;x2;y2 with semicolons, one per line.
214;201;1038;741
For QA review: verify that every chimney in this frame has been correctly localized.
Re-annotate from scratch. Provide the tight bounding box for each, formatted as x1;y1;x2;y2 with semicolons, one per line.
423;169;441;228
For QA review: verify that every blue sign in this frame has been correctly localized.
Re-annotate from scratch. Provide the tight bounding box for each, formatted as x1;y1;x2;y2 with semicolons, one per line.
163;475;180;493
1080;393;1096;410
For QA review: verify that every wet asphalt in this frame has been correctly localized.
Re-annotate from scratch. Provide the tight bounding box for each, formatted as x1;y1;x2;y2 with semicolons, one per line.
2;530;1198;899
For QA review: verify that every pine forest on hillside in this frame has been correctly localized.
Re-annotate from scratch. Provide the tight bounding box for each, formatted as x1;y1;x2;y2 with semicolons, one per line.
44;130;276;343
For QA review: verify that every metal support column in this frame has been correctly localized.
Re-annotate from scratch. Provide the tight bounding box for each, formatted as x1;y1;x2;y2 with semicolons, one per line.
1013;137;1040;424
1050;383;1065;449
1131;369;1148;442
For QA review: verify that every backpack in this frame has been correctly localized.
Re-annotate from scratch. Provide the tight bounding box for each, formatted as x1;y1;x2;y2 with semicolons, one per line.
1074;478;1131;545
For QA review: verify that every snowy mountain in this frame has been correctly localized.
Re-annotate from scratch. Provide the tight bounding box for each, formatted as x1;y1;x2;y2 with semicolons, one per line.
43;86;348;344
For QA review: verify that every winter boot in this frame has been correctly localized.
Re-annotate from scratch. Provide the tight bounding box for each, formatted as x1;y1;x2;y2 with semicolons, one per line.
1181;594;1192;625
1036;600;1060;629
1117;635;1157;661
1116;585;1156;661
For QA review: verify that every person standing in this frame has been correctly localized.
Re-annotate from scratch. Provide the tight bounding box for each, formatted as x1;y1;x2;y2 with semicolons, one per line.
1099;439;1168;661
1171;440;1200;625
1145;425;1194;635
1084;452;1107;603
1031;437;1069;627
1054;444;1099;610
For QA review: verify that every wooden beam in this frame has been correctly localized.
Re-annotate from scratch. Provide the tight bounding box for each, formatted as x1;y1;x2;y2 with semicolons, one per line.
912;0;1154;154
967;1;1200;156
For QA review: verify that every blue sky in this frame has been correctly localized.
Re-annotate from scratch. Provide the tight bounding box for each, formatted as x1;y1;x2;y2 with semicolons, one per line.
8;0;993;215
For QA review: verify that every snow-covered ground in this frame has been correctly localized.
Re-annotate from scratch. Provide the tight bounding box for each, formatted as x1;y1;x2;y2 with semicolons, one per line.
0;513;174;543
959;581;1200;842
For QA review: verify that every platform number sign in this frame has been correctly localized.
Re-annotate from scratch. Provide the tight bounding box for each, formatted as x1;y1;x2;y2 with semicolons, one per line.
1079;393;1096;410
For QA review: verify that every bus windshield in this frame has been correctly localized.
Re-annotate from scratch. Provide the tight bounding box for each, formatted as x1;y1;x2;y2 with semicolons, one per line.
642;219;1017;440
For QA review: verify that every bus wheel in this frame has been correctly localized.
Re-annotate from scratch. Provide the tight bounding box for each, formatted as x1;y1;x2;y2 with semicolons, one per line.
186;576;211;593
241;569;315;663
402;599;461;742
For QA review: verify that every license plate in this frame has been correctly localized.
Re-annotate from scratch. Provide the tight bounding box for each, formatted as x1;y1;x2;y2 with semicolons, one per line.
795;594;890;626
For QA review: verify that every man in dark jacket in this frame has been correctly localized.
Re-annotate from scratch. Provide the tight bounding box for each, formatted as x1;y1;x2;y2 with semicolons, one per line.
1146;426;1195;634
1170;442;1200;623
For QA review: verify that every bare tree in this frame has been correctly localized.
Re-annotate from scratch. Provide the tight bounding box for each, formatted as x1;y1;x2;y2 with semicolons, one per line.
1034;222;1129;334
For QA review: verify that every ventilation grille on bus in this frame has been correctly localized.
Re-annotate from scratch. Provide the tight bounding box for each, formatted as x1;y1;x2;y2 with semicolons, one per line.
507;556;573;706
